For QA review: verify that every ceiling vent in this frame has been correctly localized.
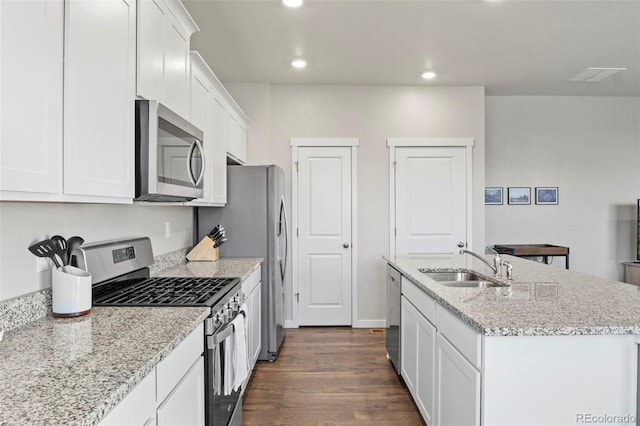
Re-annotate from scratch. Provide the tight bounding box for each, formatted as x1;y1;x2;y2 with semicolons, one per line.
568;67;627;82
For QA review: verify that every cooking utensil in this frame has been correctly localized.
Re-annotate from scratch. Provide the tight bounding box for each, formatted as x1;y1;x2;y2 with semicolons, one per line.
28;239;61;268
51;235;68;266
66;236;84;266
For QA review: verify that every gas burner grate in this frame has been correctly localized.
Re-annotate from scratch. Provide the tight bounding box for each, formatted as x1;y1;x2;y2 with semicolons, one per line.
93;276;239;307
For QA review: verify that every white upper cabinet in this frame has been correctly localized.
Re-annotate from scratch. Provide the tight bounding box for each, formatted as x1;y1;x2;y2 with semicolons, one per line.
1;0;135;203
0;0;64;196
64;0;136;199
226;109;248;165
137;0;198;119
188;51;250;206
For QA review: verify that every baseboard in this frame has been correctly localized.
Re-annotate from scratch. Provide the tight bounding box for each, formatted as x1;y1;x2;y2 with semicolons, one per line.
353;319;387;328
284;320;298;329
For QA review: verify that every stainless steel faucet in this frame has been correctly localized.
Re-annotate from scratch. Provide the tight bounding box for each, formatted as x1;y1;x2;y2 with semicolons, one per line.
460;247;503;278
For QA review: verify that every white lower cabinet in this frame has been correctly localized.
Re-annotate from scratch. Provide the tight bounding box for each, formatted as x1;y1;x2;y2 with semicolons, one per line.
99;323;204;426
157;357;205;426
400;277;479;426
401;296;436;425
241;266;262;379
436;333;480;426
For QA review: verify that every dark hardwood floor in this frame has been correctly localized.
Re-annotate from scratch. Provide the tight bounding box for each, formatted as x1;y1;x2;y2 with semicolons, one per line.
242;327;424;425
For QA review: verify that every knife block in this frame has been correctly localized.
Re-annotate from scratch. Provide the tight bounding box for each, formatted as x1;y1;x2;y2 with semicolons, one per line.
186;236;220;262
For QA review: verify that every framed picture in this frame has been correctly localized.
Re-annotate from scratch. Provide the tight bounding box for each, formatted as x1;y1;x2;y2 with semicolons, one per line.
484;187;503;205
536;187;558;205
508;187;531;205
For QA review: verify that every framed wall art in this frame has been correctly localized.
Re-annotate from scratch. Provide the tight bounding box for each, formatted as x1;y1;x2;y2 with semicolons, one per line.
536;187;558;205
485;187;503;205
508;187;531;205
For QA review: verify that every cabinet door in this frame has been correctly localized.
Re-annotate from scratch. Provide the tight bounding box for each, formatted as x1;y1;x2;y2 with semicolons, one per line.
137;0;166;102
415;312;436;425
163;20;190;118
226;110;247;164
436;333;481;426
250;281;262;366
189;57;213;203
0;0;63;195
209;93;228;204
63;0;135;198
400;296;418;395
157;356;205;426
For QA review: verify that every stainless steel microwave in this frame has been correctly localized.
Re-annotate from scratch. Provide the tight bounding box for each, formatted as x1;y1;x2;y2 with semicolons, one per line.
135;100;205;201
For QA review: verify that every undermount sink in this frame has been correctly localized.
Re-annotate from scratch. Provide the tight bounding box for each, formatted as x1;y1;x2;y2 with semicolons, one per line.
418;269;503;288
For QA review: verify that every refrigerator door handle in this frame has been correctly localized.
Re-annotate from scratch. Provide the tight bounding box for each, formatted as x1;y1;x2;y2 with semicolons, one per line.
279;195;289;281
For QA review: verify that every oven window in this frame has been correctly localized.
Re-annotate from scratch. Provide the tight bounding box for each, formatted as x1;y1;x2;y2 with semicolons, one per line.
157;117;204;188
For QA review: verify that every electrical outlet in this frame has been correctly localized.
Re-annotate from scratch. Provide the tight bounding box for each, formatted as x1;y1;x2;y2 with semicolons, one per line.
165;221;171;238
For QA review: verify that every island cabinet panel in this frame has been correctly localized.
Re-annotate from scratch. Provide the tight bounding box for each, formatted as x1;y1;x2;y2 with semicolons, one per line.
483;334;638;426
436;334;480;426
401;296;436;424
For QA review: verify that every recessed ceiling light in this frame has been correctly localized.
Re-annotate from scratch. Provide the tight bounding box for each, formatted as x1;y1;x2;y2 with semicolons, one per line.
421;71;437;80
283;0;303;7
291;59;307;69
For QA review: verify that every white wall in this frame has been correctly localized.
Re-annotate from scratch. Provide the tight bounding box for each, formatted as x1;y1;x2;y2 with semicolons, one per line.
225;83;271;165
485;96;640;280
0;202;194;301
228;84;485;326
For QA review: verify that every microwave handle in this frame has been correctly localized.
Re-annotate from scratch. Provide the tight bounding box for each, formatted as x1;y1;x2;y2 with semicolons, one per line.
195;140;206;186
186;139;205;187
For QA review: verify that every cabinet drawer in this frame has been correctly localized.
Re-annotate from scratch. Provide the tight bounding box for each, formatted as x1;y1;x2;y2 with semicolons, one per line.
401;276;435;324
157;323;204;403
435;304;481;368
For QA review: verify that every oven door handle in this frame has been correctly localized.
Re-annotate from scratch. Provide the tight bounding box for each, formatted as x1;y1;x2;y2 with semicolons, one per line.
207;310;246;347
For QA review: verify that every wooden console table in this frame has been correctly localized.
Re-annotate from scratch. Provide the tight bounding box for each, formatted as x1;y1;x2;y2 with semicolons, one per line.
493;244;570;269
623;262;640;287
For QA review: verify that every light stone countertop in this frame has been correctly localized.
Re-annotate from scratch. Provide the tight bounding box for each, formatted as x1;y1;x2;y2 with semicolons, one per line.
154;257;263;281
0;306;209;426
386;254;640;337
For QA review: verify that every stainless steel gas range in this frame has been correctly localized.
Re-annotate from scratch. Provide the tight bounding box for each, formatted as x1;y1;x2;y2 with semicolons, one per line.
73;237;244;426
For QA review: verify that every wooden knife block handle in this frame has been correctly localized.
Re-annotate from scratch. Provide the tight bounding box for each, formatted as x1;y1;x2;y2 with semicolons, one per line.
186;236;220;262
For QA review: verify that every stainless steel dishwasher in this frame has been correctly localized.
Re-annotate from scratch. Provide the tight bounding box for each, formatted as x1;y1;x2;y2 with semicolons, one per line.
386;264;401;374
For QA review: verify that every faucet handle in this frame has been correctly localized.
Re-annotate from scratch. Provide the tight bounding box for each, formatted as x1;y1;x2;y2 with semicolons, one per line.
503;261;513;280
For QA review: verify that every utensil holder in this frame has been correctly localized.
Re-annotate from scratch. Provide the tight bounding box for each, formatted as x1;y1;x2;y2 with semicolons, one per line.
52;266;92;318
186;236;220;262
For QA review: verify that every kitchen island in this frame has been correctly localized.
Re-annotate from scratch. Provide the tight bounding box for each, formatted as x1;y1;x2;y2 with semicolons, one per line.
386;254;640;426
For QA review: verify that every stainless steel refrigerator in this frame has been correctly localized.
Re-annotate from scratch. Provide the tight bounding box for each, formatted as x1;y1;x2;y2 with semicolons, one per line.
196;165;287;361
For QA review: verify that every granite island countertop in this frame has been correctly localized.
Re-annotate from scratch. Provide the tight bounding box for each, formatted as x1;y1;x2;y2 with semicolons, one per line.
386;254;640;337
0;306;209;426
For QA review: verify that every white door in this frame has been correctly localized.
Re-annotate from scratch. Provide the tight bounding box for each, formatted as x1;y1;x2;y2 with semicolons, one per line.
395;147;467;256
297;147;352;325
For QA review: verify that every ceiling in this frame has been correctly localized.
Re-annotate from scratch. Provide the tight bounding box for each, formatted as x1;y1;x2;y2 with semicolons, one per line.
182;0;640;96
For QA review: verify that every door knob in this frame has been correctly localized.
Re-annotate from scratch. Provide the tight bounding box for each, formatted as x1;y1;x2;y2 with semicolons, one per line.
343;243;350;248
457;242;465;248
